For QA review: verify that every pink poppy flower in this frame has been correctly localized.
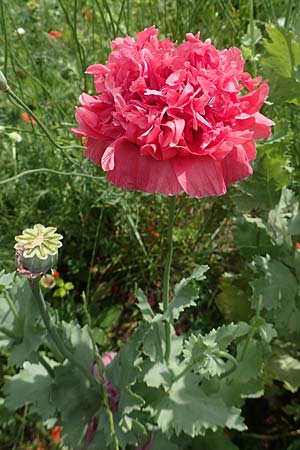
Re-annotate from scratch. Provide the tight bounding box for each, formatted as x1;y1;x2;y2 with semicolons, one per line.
73;27;274;198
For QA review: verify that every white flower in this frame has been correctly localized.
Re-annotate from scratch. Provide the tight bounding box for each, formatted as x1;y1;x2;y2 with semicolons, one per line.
17;27;26;35
8;131;22;143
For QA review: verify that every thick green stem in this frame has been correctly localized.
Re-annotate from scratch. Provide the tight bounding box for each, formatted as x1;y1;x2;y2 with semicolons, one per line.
30;280;98;388
163;195;176;362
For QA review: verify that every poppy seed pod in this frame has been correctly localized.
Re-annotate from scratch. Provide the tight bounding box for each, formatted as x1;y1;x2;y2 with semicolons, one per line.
14;224;63;276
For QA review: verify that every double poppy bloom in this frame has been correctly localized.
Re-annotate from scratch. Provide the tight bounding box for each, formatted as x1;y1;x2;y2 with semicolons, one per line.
73;27;274;198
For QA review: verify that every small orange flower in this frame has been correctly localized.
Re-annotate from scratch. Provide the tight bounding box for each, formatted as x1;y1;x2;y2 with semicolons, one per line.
147;225;160;239
50;425;62;442
21;112;36;125
296;242;300;250
48;30;62;39
52;270;60;279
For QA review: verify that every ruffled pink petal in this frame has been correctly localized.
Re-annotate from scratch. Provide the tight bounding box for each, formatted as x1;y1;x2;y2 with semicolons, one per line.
84;138;111;165
106;140;182;195
239;81;269;115
251;112;275;139
172;155;227;198
75;107;102;139
220;145;253;185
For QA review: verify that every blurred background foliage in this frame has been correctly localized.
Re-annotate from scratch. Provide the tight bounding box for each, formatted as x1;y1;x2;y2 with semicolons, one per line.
0;0;300;448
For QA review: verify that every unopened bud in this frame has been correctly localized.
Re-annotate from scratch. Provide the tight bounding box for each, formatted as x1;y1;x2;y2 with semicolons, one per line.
0;70;9;93
15;224;63;277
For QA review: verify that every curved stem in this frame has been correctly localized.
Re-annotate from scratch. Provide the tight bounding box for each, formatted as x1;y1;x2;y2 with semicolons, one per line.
163;195;176;362
173;362;195;383
0;168;103;186
219;351;237;379
29;280;98;388
6;89;62;150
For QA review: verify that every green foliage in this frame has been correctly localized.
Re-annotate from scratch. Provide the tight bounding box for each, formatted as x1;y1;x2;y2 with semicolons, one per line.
1;1;300;449
265;346;300;393
183;323;249;378
148;373;246;438
260;25;300;104
4;360;56;420
165;266;209;322
52;365;100;449
215;272;252;322
0;276;45;366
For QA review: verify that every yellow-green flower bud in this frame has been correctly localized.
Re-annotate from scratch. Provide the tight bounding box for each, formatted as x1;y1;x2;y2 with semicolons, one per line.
15;224;63;276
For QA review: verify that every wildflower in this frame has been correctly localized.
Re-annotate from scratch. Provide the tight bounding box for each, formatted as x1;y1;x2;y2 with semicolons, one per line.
21;112;36;125
147;225;160;239
101;351;117;366
8;131;22;143
48;30;62;39
26;0;39;10
16;27;26;35
50;425;62;442
296;242;300;250
52;270;60;278
73;27;274;198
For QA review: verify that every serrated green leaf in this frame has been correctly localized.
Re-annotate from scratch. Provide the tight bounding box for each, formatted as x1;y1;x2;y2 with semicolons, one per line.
151;431;180;450
51;365;100;449
136;287;154;323
266;347;300;392
148;374;246;437
212;340;265;405
251;258;298;311
183;323;249;379
4;360;56;420
260;25;300;103
165;266;209;323
232;146;290;212
61;322;94;369
143;361;173;389
2;277;45;366
189;430;240;450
